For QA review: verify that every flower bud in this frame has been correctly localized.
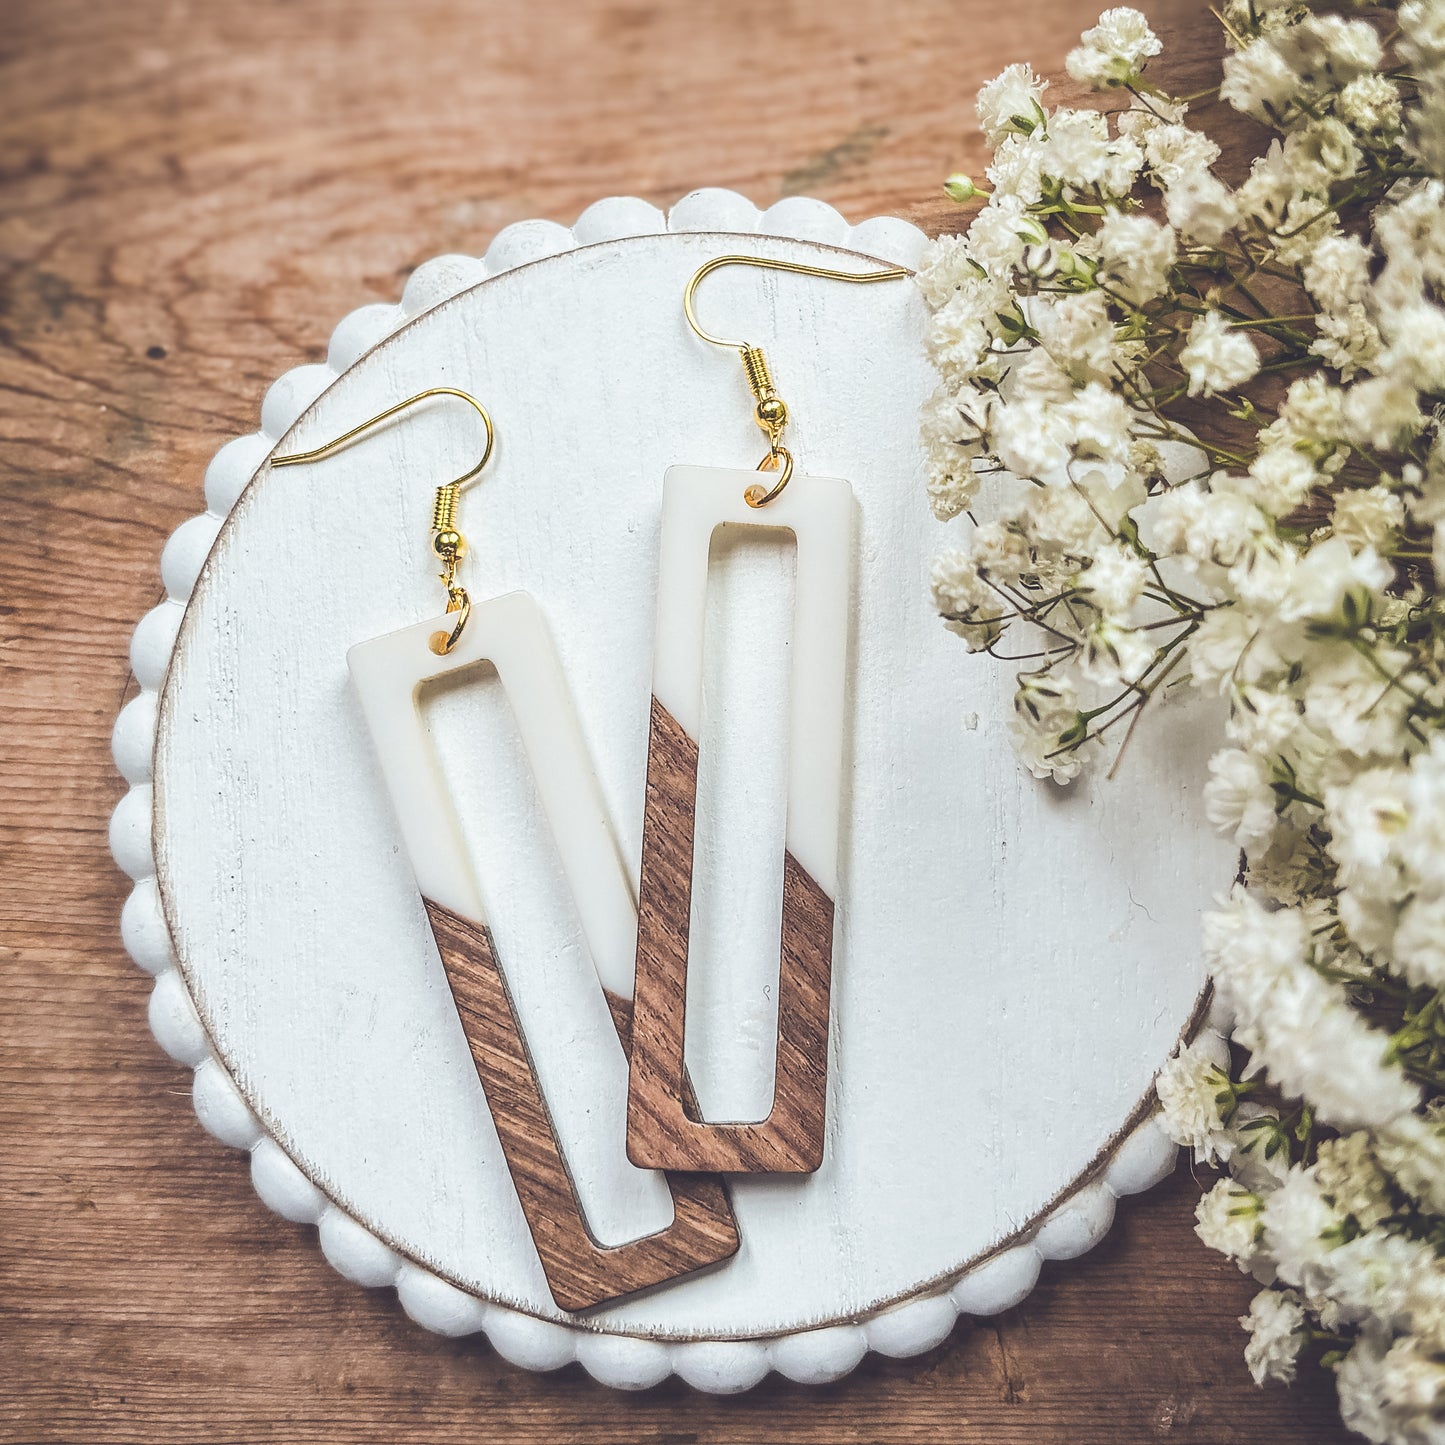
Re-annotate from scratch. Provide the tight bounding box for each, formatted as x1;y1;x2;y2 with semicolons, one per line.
944;174;985;202
1015;214;1049;247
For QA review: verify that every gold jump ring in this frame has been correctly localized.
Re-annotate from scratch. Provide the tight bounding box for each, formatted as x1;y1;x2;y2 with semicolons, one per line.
745;446;793;508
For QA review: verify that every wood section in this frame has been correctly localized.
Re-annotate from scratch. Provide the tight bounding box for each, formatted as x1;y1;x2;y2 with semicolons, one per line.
628;697;834;1174
0;0;1354;1437
422;899;737;1312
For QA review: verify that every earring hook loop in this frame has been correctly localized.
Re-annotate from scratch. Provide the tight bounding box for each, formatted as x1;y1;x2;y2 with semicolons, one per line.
270;386;495;491
271;387;495;654
682;255;910;353
681;255;909;506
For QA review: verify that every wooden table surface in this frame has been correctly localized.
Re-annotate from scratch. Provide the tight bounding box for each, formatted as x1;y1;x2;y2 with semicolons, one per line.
0;1;1352;1440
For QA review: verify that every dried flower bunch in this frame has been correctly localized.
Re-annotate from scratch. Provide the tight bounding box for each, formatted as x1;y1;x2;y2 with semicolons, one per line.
920;3;1445;1438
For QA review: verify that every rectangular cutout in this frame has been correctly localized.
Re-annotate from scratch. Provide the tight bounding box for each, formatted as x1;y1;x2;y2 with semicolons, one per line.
424;663;674;1245
684;524;795;1124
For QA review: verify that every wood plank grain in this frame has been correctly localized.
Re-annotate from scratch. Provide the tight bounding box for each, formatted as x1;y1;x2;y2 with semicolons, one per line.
0;0;1353;1438
422;898;737;1311
628;696;833;1173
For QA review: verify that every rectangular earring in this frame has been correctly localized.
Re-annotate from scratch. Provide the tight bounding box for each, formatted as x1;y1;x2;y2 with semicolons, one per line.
277;390;738;1311
349;594;738;1309
625;258;906;1175
626;462;853;1175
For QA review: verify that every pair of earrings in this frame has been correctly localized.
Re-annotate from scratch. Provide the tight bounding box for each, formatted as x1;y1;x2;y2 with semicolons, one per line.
273;255;907;1311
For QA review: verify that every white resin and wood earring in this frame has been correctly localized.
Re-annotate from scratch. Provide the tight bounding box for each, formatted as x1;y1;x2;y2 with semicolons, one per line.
348;590;738;1310
626;464;853;1175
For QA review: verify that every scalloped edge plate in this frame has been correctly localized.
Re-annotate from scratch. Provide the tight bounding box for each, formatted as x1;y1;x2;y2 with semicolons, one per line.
109;188;1221;1392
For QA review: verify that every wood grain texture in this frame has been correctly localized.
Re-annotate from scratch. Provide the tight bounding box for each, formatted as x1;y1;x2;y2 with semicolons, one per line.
0;0;1353;1438
628;697;834;1173
422;898;738;1311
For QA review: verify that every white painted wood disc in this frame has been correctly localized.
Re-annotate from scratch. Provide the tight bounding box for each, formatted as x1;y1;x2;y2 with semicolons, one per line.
115;192;1233;1385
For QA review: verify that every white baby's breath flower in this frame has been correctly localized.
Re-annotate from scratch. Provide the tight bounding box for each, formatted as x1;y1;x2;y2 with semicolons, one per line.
1338;886;1402;960
1304;232;1373;315
1028;481;1107;556
1337;1325;1445;1445
1276;537;1392;626
975;62;1047;146
1157;1038;1233;1163
1066;7;1162;89
1196;1177;1263;1270
1227;534;1298;613
915;233;980;310
1008;711;1086;784
927;292;995;378
1205;894;1419;1130
1340;73;1403;136
991;397;1069;479
1188;606;1261;694
1143;123;1220;190
927;455;981;522
1392;895;1445;991
1315;304;1384;381
1079;617;1154;687
1292;117;1363;183
1032;291;1121;383
1254;966;1420;1130
1313;1132;1394;1231
1398;739;1445;895
1261;1167;1343;1302
1095;209;1177;306
1342;375;1426;453
965;194;1033;277
1145;477;1267;572
1164;170;1239;246
1228;687;1301;753
1326;765;1409;895
1241;1288;1308;1386
1302;644;1413;758
1015;672;1079;733
1333;487;1405;550
931;550;1005;651
1376;1108;1445;1217
1181;311;1263;397
1221;38;1303;124
1328;1230;1436;1335
1202;890;1306;1017
1374;1338;1445;1441
1228;1103;1297;1194
1379;300;1445;395
1247;442;1318;517
1206;746;1279;846
1275;372;1347;450
1224;16;1383;124
1078;540;1149;619
1335;1327;1395;1445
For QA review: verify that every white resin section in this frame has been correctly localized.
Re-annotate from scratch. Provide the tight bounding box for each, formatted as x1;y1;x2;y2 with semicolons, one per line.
347;593;635;997
652;465;851;898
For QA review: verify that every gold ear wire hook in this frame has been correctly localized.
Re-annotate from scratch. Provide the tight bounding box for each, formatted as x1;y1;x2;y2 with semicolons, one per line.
271;387;495;654
682;255;909;507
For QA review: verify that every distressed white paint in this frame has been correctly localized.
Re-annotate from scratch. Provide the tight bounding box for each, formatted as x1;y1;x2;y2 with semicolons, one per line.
118;192;1237;1384
651;465;852;897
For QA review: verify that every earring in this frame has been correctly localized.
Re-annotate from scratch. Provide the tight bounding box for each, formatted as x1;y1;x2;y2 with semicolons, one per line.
625;259;908;1176
274;391;738;1311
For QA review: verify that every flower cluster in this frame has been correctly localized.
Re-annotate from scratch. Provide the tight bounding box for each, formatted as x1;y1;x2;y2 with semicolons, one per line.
922;5;1445;1439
